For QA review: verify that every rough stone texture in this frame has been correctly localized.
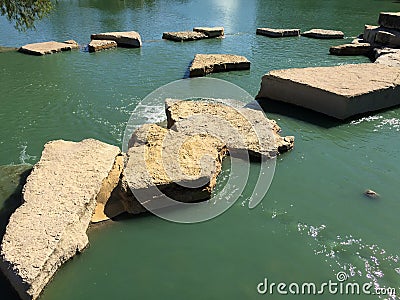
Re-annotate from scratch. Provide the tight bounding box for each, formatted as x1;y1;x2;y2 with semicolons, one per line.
63;40;79;48
18;41;78;56
189;54;250;77
165;99;294;156
88;40;117;52
329;43;371;56
256;63;400;120
162;31;207;42
193;27;224;38
301;29;344;39
375;48;400;67
363;25;400;47
0;139;121;300
91;31;142;47
256;28;300;38
379;12;400;30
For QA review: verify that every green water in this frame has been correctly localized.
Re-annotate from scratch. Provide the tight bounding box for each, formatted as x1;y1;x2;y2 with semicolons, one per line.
1;0;400;299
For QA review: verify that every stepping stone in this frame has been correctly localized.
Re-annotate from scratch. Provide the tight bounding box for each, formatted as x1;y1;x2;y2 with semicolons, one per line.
329;43;371;56
162;31;207;42
379;12;400;30
256;28;300;38
189;54;250;77
91;31;142;47
256;63;400;120
0;139;121;300
363;24;400;47
19;41;78;55
193;27;224;38
88;39;117;52
301;29;344;39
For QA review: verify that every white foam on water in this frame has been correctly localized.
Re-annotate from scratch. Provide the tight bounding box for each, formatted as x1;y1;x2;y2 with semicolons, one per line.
18;144;36;164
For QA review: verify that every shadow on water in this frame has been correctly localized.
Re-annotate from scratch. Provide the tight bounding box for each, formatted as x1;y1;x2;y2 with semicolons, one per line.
0;165;32;300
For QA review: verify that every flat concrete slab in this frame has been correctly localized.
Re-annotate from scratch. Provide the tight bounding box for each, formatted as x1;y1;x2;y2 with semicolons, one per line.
19;41;78;56
364;24;400;47
88;39;117;52
301;29;344;39
189;54;250;77
256;28;300;38
193;27;224;38
91;31;142;47
329;43;371;56
162;31;207;42
379;12;400;30
256;63;400;120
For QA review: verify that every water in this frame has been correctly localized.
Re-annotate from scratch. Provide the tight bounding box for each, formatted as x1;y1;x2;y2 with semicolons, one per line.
1;0;400;299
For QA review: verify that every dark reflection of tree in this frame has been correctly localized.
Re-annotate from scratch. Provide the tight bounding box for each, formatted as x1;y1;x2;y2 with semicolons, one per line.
77;0;157;13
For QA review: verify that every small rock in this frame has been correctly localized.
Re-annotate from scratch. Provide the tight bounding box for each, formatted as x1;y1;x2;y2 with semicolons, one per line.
88;39;117;52
329;43;371;56
162;31;207;42
91;31;142;48
189;54;250;77
301;29;344;39
63;40;79;48
364;189;380;199
256;28;300;38
193;26;224;38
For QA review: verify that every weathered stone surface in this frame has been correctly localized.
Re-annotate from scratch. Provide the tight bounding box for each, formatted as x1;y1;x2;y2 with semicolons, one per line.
88;39;117;52
378;12;400;30
363;25;380;44
0;139;121;300
162;31;207;42
256;63;400;120
193;27;224;38
256;28;300;38
329;43;371;56
63;40;79;48
189;54;250;77
18;41;78;56
165;99;294;156
363;25;400;47
375;48;400;67
91;31;142;47
301;29;344;39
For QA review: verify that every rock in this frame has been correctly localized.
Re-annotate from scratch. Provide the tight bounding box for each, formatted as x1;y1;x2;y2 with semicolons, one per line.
189;54;250;77
90;31;142;48
375;30;400;48
256;28;300;38
165;99;294;156
301;29;344;39
329;43;371;56
0;139;121;300
18;41;78;56
162;31;207;42
0;46;17;53
88;40;117;52
378;12;400;30
193;27;224;38
363;25;381;45
375;48;400;67
364;189;380;199
63;40;79;48
351;38;364;44
256;63;400;120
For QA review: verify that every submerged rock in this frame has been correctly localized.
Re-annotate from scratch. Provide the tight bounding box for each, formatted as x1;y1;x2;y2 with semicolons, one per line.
19;41;78;56
91;31;142;47
0;139;121;300
329;43;371;56
256;28;300;38
189;54;250;77
256;63;400;120
301;29;344;39
88;39;117;52
364;189;380;199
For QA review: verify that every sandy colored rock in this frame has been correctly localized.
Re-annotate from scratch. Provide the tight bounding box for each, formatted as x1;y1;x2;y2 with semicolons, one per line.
189;54;250;77
256;28;300;38
88;40;117;52
63;40;79;48
375;48;400;67
0;139;121;300
301;29;344;39
256;63;400;120
378;12;400;30
193;27;224;38
329;43;371;56
91;31;142;47
165;99;293;156
162;31;207;42
18;41;78;56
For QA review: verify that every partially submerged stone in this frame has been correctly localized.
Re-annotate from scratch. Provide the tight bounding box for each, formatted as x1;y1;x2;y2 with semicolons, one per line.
256;63;400;120
162;31;207;42
193;27;224;38
329;43;371;56
18;41;78;56
256;28;300;38
301;29;344;39
0;139;121;300
189;54;250;77
364;189;380;199
0;46;17;53
378;12;400;30
91;31;142;47
88;39;117;52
